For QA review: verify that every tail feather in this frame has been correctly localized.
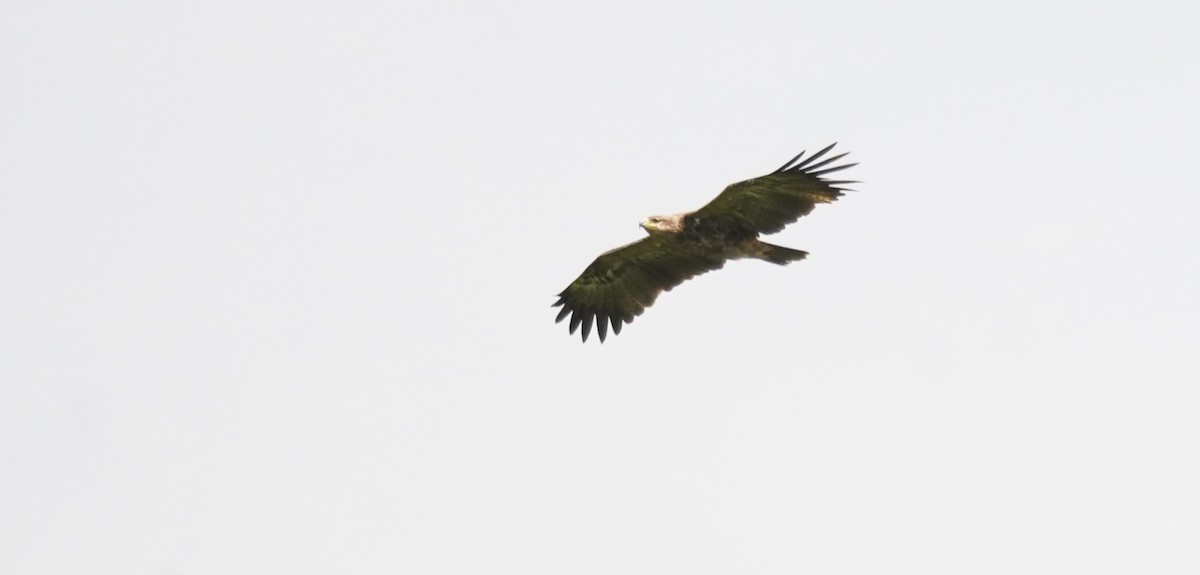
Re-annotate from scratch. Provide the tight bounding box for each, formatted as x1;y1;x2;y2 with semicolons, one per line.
757;241;808;265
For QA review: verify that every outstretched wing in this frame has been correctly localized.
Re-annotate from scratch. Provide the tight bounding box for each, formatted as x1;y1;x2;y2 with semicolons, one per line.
553;236;725;343
692;143;857;235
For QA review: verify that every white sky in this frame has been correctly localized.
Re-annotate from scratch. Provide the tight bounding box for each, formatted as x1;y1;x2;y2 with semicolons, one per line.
3;1;1199;573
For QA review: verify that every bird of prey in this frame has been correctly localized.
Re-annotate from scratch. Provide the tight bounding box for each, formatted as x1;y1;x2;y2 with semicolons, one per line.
552;143;857;343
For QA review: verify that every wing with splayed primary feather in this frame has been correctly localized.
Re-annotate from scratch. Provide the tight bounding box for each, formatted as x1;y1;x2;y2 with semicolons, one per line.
552;236;725;343
692;143;857;235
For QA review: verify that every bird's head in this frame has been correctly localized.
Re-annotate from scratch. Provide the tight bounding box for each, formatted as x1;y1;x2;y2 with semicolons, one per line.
640;213;685;235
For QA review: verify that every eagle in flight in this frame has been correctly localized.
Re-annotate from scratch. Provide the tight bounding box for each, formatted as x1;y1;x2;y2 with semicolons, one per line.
552;143;858;343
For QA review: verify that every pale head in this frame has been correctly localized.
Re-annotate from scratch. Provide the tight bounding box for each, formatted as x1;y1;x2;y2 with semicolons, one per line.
639;213;687;235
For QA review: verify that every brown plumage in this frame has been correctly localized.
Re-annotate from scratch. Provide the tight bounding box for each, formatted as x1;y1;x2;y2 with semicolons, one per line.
553;143;858;342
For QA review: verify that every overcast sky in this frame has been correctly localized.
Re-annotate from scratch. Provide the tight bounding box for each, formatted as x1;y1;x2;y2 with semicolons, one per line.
3;1;1199;573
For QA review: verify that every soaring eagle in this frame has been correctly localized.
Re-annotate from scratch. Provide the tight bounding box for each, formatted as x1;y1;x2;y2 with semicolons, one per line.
552;143;857;343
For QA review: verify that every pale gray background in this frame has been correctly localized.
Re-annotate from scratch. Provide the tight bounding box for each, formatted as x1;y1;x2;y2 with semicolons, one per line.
3;1;1198;573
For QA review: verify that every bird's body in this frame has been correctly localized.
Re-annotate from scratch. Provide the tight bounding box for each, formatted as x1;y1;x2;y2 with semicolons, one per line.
642;212;807;265
553;143;857;342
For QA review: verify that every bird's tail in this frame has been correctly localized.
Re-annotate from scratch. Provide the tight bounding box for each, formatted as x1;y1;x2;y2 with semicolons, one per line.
755;241;808;266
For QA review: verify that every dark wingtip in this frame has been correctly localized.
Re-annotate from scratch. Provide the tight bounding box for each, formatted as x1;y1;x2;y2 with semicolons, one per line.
774;150;807;173
811;162;857;177
568;310;582;334
790;142;837;171
580;313;594;342
801;151;849;173
555;306;571;323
